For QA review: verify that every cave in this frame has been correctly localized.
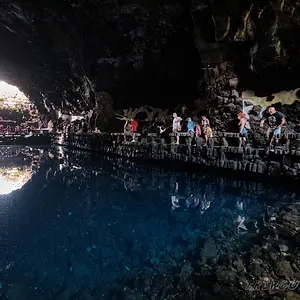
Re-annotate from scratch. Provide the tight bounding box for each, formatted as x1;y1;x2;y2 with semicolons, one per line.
1;1;300;300
0;0;204;113
1;1;300;114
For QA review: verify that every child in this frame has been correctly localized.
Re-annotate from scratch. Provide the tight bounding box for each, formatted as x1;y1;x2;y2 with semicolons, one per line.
195;123;201;137
187;117;195;133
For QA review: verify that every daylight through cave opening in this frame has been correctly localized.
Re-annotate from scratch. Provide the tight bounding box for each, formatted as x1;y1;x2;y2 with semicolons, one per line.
0;81;42;133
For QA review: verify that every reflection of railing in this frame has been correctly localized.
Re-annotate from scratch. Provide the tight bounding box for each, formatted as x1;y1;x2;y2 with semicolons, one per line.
0;132;53;146
90;131;300;153
0;130;51;136
65;131;300;154
56;133;300;178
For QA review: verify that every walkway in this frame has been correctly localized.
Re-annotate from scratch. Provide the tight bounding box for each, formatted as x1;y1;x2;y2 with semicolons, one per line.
55;132;300;179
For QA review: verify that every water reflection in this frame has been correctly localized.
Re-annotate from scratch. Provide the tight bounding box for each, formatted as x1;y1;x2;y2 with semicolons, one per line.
0;147;299;299
0;147;43;195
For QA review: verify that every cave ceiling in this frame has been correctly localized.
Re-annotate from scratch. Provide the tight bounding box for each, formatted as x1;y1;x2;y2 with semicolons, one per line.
0;0;299;114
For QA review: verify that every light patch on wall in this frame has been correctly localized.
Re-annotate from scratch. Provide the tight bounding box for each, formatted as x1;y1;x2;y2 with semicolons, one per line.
242;88;300;107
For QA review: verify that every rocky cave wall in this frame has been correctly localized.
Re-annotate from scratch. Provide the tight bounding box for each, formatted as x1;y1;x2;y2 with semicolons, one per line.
193;0;300;90
193;0;300;133
0;0;202;114
0;0;300;118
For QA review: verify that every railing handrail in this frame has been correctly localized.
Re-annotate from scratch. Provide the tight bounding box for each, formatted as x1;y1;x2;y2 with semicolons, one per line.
70;131;300;139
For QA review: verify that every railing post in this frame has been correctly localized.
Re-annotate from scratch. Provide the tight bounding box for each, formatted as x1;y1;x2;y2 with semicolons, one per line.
170;133;176;144
222;137;228;147
295;134;300;151
208;136;215;148
186;133;192;147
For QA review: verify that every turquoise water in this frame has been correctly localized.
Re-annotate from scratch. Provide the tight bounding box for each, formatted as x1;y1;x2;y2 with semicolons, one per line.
0;146;298;299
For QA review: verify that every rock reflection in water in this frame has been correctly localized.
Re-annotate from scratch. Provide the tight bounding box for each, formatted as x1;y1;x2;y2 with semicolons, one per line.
0;146;43;195
0;147;299;299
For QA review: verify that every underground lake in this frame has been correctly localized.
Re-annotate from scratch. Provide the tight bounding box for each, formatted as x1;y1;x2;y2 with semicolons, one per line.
0;146;300;300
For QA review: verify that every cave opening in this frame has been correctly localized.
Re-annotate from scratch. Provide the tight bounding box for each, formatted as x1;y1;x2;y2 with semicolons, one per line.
0;81;42;133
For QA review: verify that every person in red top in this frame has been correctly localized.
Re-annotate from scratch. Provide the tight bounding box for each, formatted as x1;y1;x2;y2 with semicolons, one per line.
131;119;138;142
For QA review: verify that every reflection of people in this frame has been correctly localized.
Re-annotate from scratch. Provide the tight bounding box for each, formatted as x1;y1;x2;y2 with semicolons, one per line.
171;182;180;210
185;194;200;209
235;199;247;234
236;215;247;234
171;182;203;211
199;194;210;214
123;173;139;191
260;107;286;150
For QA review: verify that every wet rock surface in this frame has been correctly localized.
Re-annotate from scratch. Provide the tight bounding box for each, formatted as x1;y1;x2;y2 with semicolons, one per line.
105;203;300;300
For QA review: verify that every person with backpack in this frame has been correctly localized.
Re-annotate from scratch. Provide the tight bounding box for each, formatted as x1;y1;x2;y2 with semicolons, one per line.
237;112;250;147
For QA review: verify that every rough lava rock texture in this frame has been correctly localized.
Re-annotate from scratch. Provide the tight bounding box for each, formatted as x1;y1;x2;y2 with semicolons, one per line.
0;0;201;113
0;0;300;114
193;0;300;94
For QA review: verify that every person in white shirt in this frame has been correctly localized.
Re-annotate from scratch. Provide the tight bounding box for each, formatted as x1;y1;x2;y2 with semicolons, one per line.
172;113;182;145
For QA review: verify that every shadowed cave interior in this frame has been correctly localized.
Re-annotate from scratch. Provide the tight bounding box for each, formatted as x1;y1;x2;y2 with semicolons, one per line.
1;1;300;300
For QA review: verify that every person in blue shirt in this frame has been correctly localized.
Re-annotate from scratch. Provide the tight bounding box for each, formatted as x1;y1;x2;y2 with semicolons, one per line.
187;117;195;133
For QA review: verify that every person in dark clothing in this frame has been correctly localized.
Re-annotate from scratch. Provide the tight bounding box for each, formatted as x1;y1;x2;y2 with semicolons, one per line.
82;121;88;133
260;106;286;149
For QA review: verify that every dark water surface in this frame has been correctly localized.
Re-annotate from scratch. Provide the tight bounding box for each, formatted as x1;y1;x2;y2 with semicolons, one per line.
0;146;299;299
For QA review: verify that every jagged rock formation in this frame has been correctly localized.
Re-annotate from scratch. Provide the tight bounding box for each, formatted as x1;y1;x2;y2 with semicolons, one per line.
0;0;299;116
193;0;300;92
